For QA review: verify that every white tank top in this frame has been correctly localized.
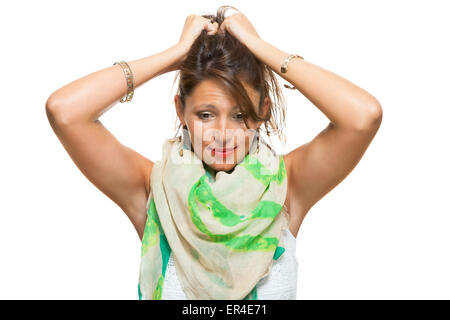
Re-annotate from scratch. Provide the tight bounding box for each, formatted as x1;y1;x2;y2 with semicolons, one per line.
161;227;299;300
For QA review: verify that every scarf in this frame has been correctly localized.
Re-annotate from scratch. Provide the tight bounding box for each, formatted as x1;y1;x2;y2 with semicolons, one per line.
137;134;289;300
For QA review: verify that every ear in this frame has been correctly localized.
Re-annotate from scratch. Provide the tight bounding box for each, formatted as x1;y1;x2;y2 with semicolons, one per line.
174;94;186;126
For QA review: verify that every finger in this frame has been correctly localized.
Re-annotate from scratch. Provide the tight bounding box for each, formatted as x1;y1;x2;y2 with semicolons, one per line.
218;21;226;35
206;21;219;35
202;19;216;34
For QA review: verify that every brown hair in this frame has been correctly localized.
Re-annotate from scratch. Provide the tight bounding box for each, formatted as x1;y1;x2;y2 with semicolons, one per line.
172;5;287;148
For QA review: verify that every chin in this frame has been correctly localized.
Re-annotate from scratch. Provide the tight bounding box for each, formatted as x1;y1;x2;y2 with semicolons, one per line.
210;163;237;173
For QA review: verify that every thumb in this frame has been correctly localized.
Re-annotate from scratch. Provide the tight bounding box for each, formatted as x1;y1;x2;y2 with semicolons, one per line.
206;21;219;35
218;22;226;35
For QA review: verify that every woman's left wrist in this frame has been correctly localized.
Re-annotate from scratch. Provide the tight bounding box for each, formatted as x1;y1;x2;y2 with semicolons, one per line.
246;36;265;52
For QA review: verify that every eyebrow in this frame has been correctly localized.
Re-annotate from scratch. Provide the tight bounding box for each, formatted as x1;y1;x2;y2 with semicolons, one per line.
193;104;241;110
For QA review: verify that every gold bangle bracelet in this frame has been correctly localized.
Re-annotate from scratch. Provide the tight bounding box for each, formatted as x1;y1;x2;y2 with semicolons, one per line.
281;54;304;90
114;61;135;103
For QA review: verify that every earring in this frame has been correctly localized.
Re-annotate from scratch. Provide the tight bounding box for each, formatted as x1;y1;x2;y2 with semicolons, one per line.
256;132;261;154
178;135;183;157
182;125;191;150
179;125;191;157
249;129;260;155
178;126;185;157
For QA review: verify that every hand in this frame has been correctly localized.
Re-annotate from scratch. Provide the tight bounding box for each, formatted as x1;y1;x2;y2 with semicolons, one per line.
167;15;219;72
177;14;219;52
218;10;261;45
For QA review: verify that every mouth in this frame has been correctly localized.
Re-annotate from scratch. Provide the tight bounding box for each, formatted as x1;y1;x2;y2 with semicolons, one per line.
210;146;237;158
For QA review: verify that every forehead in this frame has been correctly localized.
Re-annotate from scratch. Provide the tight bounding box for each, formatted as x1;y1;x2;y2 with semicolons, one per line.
186;79;260;109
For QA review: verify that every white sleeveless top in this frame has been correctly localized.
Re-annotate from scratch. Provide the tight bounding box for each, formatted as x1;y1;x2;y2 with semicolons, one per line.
161;227;299;300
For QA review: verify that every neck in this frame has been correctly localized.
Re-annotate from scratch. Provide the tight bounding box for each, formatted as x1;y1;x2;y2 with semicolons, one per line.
203;162;217;177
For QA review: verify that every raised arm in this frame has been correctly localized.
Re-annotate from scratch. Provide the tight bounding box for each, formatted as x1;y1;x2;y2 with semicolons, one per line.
247;37;382;225
45;14;220;240
218;11;383;231
45;43;187;240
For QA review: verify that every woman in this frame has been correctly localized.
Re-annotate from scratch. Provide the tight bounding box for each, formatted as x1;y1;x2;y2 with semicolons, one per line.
45;6;382;300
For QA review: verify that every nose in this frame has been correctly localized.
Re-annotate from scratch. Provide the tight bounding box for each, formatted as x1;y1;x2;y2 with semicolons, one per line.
214;131;234;149
214;120;237;148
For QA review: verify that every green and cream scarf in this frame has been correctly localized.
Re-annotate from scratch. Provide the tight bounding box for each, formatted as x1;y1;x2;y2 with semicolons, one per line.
138;135;289;300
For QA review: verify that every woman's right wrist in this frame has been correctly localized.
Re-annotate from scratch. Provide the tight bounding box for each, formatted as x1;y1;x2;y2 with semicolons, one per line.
126;44;181;86
161;42;190;74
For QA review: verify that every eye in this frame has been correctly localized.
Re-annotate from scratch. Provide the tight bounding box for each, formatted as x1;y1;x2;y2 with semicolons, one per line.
198;112;213;120
234;112;246;121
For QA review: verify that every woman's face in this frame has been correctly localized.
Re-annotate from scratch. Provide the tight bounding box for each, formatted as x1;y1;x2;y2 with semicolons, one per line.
175;78;268;174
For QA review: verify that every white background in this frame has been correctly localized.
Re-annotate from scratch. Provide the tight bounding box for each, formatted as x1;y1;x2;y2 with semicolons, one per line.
1;0;449;299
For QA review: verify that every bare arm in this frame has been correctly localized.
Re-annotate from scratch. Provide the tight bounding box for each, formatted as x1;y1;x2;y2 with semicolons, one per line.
245;37;383;220
45;43;187;239
46;43;185;123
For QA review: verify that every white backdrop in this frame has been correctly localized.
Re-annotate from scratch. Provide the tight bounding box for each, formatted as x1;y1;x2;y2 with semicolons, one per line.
1;0;449;299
